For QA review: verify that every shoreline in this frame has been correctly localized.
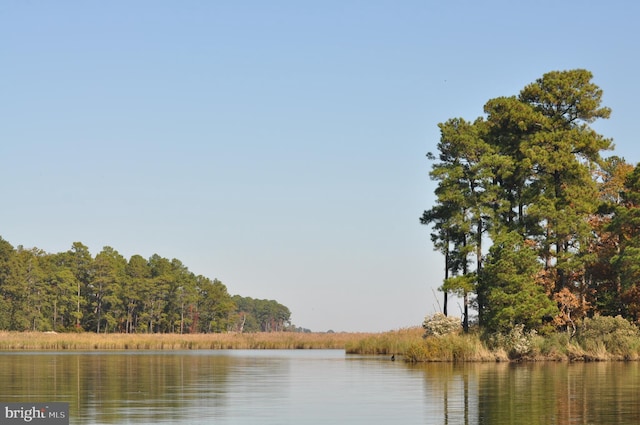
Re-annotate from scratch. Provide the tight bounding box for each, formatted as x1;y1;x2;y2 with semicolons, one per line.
2;328;638;363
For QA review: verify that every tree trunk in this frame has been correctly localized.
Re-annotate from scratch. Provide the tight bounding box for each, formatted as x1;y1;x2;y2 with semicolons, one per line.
463;292;469;333
444;248;449;316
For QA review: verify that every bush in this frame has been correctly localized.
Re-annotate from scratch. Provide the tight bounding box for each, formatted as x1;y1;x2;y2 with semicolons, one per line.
530;332;569;360
422;313;461;338
577;315;640;357
486;324;537;359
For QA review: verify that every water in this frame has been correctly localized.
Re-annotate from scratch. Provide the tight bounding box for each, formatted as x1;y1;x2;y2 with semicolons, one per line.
0;350;639;424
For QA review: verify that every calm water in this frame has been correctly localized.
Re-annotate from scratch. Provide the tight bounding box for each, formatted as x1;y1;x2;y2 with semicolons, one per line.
0;350;639;424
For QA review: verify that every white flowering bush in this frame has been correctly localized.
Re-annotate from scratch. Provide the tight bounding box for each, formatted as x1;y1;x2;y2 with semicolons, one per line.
422;313;462;338
488;324;537;358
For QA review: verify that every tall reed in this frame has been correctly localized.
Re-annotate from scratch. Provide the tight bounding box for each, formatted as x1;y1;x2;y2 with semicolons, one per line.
0;331;370;351
403;333;503;362
344;327;423;355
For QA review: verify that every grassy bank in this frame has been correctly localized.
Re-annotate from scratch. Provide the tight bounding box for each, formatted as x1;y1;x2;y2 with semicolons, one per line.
397;318;640;362
3;319;639;362
399;332;640;362
0;331;371;351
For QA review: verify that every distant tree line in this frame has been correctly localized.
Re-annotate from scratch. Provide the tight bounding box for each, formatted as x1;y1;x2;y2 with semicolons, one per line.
422;69;640;334
0;238;291;333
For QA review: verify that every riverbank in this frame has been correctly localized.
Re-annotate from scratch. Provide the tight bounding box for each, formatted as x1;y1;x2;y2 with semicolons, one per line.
400;329;640;362
2;324;638;362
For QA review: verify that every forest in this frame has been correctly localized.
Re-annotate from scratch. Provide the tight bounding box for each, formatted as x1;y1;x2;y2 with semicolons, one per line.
0;238;291;333
422;69;640;336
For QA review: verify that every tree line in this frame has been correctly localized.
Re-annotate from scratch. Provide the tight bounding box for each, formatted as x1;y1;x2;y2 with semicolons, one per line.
422;69;640;334
0;238;291;333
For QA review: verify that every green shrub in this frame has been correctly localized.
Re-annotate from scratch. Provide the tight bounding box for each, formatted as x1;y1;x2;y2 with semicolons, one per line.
577;315;640;357
531;331;569;359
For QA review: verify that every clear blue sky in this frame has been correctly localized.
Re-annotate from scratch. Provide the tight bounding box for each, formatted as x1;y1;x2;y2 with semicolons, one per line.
1;1;638;332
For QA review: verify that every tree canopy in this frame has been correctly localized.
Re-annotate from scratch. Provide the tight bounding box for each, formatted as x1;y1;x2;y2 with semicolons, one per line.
0;237;292;333
422;69;638;334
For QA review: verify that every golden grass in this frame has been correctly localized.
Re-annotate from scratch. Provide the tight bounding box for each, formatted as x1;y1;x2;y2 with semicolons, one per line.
403;332;506;362
345;327;424;355
0;331;379;351
4;328;636;362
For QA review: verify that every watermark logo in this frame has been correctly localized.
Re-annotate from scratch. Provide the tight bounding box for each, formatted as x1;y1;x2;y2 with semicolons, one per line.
0;403;68;425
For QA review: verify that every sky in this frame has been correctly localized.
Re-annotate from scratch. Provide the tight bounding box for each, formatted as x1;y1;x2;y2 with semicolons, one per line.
1;1;639;332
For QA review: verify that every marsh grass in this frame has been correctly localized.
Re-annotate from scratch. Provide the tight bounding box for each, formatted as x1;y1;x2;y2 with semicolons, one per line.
4;322;640;362
344;327;423;355
0;331;371;351
403;333;504;362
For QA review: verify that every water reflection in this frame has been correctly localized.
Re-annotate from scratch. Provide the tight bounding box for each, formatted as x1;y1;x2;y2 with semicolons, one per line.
413;361;640;425
1;351;640;424
0;352;239;423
